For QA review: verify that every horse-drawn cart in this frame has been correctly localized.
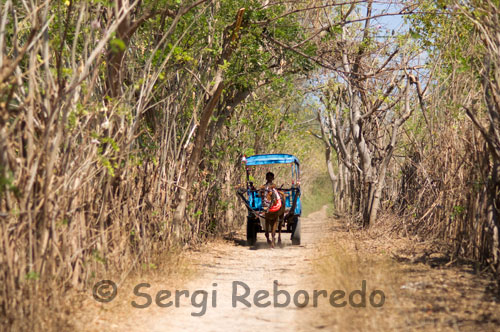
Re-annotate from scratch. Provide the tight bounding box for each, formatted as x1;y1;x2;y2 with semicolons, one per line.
236;154;302;246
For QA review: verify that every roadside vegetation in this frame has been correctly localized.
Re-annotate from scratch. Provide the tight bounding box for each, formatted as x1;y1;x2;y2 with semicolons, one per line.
301;172;334;218
310;0;500;283
1;0;499;330
308;218;500;331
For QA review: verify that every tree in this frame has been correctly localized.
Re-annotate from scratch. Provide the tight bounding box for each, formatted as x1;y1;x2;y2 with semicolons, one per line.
309;0;423;226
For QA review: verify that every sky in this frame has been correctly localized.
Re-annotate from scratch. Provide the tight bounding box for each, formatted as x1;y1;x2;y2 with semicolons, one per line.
372;1;408;36
300;1;418;120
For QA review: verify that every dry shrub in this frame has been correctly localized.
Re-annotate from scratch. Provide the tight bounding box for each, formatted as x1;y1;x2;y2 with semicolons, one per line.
396;115;493;265
307;218;500;331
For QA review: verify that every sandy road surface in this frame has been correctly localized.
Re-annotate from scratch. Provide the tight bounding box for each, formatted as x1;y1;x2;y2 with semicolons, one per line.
81;205;500;332
111;206;331;332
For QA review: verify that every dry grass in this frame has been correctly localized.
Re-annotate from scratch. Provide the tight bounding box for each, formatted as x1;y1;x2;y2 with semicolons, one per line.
304;216;500;331
67;245;198;331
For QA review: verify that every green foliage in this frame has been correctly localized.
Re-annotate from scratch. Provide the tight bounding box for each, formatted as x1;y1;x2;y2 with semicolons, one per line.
25;271;40;281
92;250;106;265
0;166;20;199
301;173;334;217
110;38;126;53
451;205;466;220
410;0;479;70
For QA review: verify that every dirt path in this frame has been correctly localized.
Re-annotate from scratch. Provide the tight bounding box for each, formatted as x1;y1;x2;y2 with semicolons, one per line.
124;206;330;332
79;206;500;332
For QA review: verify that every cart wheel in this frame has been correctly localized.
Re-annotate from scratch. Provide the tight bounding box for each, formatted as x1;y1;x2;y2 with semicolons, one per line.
247;221;257;246
291;217;301;245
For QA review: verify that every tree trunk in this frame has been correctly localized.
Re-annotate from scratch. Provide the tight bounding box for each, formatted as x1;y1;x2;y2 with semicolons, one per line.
171;8;246;239
325;146;338;204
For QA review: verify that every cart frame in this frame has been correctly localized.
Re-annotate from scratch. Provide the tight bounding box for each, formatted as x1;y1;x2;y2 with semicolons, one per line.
236;154;302;246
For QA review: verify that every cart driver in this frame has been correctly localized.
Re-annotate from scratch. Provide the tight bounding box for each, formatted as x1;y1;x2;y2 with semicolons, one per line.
260;171;276;199
259;172;283;213
263;172;276;189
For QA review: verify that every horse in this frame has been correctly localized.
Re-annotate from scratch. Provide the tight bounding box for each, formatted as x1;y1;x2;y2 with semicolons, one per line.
259;185;286;248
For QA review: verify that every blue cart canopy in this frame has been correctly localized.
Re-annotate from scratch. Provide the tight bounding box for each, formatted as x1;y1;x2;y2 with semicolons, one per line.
245;154;299;166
